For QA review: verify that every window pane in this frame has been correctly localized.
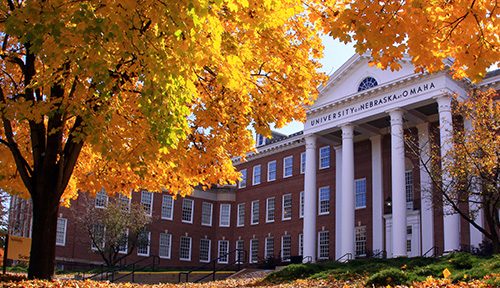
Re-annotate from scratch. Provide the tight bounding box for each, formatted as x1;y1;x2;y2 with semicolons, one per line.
268;161;276;181
239;169;247;188
250;239;258;263
281;235;291;261
141;191;153;216
355;179;367;208
319;187;330;214
200;239;211;262
318;231;329;259
182;199;194;223
253;165;261;185
319;147;330;169
237;203;245;227
266;197;275;222
56;218;67;246
202;202;213;226
282;194;292;220
180;236;192;261
355;227;367;257
218;240;229;263
159;233;172;258
251;200;259;225
284;156;293;177
161;195;174;220
219;204;231;227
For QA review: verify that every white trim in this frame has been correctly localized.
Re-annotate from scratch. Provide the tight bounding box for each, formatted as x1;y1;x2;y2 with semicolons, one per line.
266;197;275;223
161;194;174;220
159;233;172;259
251;200;259;225
253;165;261;186
56;218;67;246
318;186;330;215
282;194;292;220
283;156;293;178
179;236;192;261
181;198;194;223
219;204;231;227
267;160;277;182
201;202;213;226
319;146;330;169
237;203;245;227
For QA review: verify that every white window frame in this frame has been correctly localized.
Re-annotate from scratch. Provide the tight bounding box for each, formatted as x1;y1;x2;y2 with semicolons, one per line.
251;200;259;225
219;204;231;227
319;146;330;169
182;198;194;223
299;191;304;218
201;202;213;226
355;178;367;209
237;203;245;227
159;233;172;259
91;224;106;250
300;152;306;174
200;239;211;263
137;231;151;256
118;228;129;254
95;190;108;208
250;239;258;263
218;240;229;263
161;194;174;220
239;169;247;188
318;231;329;260
265;237;274;258
281;235;291;261
318;186;330;215
253;165;261;185
268;160;277;182
56;218;67;246
282;194;292;220
179;236;192;261
141;190;153;217
284;156;293;178
266;197;275;223
355;226;367;257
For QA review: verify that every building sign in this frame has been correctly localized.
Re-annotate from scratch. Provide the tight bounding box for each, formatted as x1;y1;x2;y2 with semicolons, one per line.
7;235;31;261
309;82;436;127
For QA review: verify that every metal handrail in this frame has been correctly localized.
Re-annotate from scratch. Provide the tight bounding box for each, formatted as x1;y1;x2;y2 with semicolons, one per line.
423;246;439;257
372;250;386;258
111;255;160;283
336;253;353;262
83;255;159;282
302;256;313;263
178;248;247;283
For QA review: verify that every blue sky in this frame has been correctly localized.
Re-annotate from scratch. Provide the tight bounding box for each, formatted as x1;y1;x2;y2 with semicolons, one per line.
275;36;355;135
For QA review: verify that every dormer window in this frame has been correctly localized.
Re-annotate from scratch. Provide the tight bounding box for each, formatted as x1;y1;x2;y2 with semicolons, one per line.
256;134;265;147
358;77;378;92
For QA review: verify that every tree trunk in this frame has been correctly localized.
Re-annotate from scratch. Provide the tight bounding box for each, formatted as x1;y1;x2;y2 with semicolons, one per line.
27;192;60;280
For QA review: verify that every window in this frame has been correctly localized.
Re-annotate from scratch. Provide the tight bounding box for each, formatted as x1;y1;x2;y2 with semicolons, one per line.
182;198;194;223
161;194;174;220
358;76;378;92
266;197;275;222
299;191;304;218
91;224;105;250
237;203;245;227
355;179;367;208
137;231;150;256
95;190;108;208
281;235;291;261
282;194;292;220
318;187;330;215
284;156;293;177
318;231;329;259
119;193;131;212
236;240;244;263
268;161;277;182
250;239;259;263
253;165;261;185
265;237;274;258
180;236;192;261
219;204;231;227
159;233;172;259
256;134;265;146
251;200;259;225
141;190;153;216
118;229;128;254
202;202;213;226
319;146;330;169
300;153;306;174
56;218;67;246
218;240;229;263
200;239;211;262
406;170;414;210
407;226;413;253
355;226;367;257
239;169;247;188
299;234;304;256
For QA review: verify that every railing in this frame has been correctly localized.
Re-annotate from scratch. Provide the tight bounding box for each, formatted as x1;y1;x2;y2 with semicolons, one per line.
336;253;353;262
81;255;159;283
302;256;313;263
372;250;387;258
423;246;439;257
178;248;247;283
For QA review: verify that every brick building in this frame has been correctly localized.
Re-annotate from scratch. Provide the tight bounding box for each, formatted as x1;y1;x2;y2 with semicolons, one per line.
9;53;500;269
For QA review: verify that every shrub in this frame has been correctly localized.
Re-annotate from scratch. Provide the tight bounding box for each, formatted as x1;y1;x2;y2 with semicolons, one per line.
264;263;321;282
365;268;410;287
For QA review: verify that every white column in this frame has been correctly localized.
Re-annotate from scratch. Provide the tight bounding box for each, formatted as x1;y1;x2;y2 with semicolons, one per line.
464;118;484;248
417;122;434;256
389;109;407;257
437;95;460;252
335;146;343;260
370;135;384;254
303;134;317;262
341;124;355;258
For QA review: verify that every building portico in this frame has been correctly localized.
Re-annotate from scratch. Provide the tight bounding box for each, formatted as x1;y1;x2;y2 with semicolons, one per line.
302;54;469;261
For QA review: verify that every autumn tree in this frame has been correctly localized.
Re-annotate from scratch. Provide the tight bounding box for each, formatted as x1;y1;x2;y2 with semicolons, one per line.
316;0;500;83
406;90;500;253
73;194;152;268
0;0;326;280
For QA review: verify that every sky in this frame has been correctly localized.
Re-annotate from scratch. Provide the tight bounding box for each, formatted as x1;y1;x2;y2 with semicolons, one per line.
274;36;355;136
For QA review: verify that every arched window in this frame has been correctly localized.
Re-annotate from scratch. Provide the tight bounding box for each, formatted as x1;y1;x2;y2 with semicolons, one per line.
358;77;378;92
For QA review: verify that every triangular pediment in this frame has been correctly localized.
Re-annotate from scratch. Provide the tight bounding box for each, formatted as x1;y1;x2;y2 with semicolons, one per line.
312;53;419;108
